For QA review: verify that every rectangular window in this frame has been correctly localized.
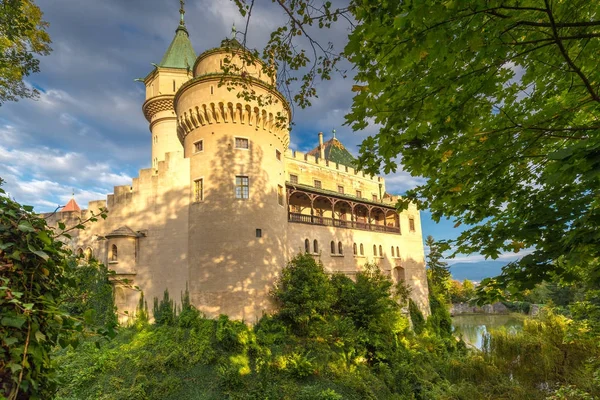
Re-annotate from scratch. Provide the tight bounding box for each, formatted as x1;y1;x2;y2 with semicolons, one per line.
277;185;284;206
409;217;416;232
235;137;249;149
256;228;262;238
338;185;344;194
194;140;203;153
356;190;362;198
235;176;249;199
290;174;298;184
194;178;203;202
276;149;281;161
372;194;378;201
314;180;322;189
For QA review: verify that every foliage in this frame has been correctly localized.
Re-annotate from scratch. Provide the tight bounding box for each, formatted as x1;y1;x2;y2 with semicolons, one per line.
449;279;476;304
153;289;176;326
0;0;51;104
425;236;451;300
53;254;600;399
0;178;111;399
60;257;117;328
271;253;335;335
409;299;425;334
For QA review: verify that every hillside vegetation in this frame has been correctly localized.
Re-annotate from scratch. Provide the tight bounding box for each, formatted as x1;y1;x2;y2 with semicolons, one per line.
53;254;600;400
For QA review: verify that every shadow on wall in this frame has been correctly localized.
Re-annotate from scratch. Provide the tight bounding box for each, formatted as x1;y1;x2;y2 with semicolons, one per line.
187;134;287;323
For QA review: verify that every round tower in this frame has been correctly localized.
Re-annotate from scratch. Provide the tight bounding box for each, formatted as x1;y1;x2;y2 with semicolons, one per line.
175;39;291;321
141;3;195;170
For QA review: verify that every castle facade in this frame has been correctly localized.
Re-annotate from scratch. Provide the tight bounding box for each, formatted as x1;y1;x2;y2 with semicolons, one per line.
44;11;429;323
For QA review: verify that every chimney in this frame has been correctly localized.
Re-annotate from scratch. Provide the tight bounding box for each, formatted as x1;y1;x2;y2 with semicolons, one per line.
318;132;325;160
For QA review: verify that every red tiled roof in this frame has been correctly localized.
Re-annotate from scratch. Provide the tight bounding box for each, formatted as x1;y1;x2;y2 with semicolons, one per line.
61;198;81;212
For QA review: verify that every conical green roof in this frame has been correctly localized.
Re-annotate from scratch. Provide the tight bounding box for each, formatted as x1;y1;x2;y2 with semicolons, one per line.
308;137;357;168
159;25;196;69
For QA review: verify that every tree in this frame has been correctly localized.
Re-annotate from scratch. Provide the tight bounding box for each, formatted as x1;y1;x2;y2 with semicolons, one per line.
425;236;451;299
271;253;335;335
0;0;51;104
233;1;600;301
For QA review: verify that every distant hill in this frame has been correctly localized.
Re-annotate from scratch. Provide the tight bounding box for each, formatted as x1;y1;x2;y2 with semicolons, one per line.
448;261;507;282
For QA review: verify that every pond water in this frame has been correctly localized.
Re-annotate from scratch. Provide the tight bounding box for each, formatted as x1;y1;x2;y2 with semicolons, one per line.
452;314;525;350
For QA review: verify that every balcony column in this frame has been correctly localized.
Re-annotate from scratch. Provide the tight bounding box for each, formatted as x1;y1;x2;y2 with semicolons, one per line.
331;198;337;226
310;195;315;224
367;205;373;231
350;202;356;229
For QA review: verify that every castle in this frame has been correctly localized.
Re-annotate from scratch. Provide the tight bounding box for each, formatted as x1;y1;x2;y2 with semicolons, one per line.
44;5;430;323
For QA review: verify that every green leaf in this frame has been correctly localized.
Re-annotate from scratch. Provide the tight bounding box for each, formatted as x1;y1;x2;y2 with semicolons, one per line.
18;221;35;232
1;316;27;329
36;230;51;245
28;245;49;261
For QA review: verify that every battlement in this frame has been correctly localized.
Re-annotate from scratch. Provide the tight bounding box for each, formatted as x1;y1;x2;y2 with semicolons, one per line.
284;149;384;183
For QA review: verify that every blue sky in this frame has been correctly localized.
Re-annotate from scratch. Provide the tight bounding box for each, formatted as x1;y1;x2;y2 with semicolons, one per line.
0;0;523;267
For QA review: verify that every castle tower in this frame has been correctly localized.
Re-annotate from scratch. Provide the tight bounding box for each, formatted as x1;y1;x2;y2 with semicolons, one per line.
142;1;195;170
175;37;291;321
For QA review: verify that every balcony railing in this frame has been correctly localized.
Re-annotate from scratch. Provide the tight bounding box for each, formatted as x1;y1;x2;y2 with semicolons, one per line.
288;212;400;234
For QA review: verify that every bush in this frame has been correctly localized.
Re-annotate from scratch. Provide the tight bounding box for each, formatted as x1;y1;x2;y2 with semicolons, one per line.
271;253;335;336
409;299;426;334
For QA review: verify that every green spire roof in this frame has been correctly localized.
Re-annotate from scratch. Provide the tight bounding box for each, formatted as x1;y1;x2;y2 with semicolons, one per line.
159;25;196;69
307;137;357;168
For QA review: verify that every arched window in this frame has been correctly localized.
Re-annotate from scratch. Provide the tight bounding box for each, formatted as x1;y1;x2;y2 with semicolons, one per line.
360;244;364;255
338;242;343;255
172;80;176;92
379;245;383;257
330;241;335;254
304;239;310;253
111;244;118;261
353;243;357;255
210;85;214;95
396;246;399;257
373;244;377;256
391;246;395;257
84;247;92;261
313;239;318;254
76;248;83;258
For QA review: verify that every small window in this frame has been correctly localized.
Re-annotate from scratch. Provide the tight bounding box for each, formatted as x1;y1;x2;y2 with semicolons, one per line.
277;185;284;206
304;239;310;253
353;243;357;255
194;178;203;202
313;239;318;254
210;85;214;95
84;247;92;261
356;190;362;198
256;229;262;238
173;80;176;92
76;248;83;258
338;241;343;255
314;180;322;189
338;185;344;194
330;241;335;254
360;244;364;256
290;174;298;184
235;137;249;149
235;176;249;199
276;149;281;161
379;245;383;257
396;246;399;257
194;140;203;153
391;246;395;257
372;194;378;201
111;244;118;262
373;244;377;256
409;217;415;232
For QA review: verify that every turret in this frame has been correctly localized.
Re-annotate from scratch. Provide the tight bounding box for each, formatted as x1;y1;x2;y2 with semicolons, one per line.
141;1;195;170
174;35;291;320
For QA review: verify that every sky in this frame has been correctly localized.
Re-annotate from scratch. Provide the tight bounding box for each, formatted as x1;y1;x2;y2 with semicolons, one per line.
0;0;523;268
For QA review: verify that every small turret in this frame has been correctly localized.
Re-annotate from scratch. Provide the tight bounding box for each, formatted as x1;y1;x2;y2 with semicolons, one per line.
141;0;196;170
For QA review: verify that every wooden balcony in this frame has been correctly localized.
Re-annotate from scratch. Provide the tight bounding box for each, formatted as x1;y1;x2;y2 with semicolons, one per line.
288;212;401;234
